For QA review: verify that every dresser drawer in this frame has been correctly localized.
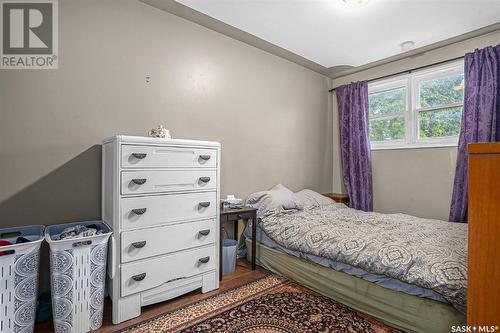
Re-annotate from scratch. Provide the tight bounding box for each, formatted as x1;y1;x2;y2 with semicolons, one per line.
120;192;216;230
121;170;216;195
121;145;217;169
121;245;216;297
121;219;216;263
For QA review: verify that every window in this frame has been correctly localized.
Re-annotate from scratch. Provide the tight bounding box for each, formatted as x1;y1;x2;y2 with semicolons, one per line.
368;61;464;149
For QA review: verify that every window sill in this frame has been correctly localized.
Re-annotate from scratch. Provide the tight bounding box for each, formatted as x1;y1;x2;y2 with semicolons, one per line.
370;142;458;151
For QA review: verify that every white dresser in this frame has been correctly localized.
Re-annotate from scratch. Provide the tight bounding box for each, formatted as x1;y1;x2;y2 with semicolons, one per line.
102;135;220;324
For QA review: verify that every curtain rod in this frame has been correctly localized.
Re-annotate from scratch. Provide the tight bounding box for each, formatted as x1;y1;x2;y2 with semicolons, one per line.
328;55;464;93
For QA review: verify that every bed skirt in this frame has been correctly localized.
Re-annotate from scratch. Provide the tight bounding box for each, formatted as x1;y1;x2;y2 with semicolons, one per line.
246;239;465;333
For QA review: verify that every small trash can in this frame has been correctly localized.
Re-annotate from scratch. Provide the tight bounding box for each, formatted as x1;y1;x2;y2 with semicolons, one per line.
0;225;44;333
222;239;238;276
45;221;112;333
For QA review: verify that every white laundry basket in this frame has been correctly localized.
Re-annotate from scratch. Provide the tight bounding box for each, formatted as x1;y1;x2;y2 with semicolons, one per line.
45;221;112;333
0;225;44;333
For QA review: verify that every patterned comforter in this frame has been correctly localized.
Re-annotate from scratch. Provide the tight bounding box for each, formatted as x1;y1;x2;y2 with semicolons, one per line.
259;204;467;313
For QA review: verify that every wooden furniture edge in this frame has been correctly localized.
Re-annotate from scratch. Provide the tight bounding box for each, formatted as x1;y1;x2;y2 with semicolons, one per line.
468;142;500;154
323;193;350;204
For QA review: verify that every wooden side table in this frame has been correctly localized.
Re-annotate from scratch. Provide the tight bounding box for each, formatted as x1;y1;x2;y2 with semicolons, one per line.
220;206;257;280
323;193;350;206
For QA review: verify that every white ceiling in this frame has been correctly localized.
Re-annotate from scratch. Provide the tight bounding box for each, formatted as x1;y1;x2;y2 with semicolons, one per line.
175;0;500;68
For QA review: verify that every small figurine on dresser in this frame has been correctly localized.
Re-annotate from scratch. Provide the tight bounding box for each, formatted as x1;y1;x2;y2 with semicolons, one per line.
149;124;171;138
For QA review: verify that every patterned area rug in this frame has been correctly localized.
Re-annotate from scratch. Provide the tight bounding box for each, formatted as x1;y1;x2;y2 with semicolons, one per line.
119;275;400;333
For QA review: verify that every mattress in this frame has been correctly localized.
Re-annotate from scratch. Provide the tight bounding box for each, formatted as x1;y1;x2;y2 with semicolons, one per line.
246;239;466;333
243;221;448;303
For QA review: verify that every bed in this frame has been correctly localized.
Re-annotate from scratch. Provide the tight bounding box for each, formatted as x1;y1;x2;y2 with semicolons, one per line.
242;188;467;333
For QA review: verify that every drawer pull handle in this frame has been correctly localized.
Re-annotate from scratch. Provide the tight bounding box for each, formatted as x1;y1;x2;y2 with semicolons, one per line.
199;177;211;183
132;208;147;215
199;229;210;236
132;153;147;159
198;256;210;264
131;178;147;185
131;241;147;248
132;273;146;282
198;201;211;208
199;155;211;161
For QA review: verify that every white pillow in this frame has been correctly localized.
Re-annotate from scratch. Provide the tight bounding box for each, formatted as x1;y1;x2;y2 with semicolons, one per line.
295;189;334;208
246;184;302;217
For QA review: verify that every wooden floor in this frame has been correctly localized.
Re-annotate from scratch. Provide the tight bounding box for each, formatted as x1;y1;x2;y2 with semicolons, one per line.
35;260;268;332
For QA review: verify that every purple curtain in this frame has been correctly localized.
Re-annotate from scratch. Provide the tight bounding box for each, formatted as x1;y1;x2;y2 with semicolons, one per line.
449;44;500;222
336;81;373;211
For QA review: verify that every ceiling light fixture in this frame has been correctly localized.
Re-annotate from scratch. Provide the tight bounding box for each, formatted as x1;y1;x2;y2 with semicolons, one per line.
342;0;371;8
400;41;415;52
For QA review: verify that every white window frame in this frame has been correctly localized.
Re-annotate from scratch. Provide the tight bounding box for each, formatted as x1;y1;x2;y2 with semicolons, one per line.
368;60;464;150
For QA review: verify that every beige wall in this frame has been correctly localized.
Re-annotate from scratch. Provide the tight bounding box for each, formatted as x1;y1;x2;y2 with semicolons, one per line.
331;29;500;220
0;0;331;290
371;147;457;220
